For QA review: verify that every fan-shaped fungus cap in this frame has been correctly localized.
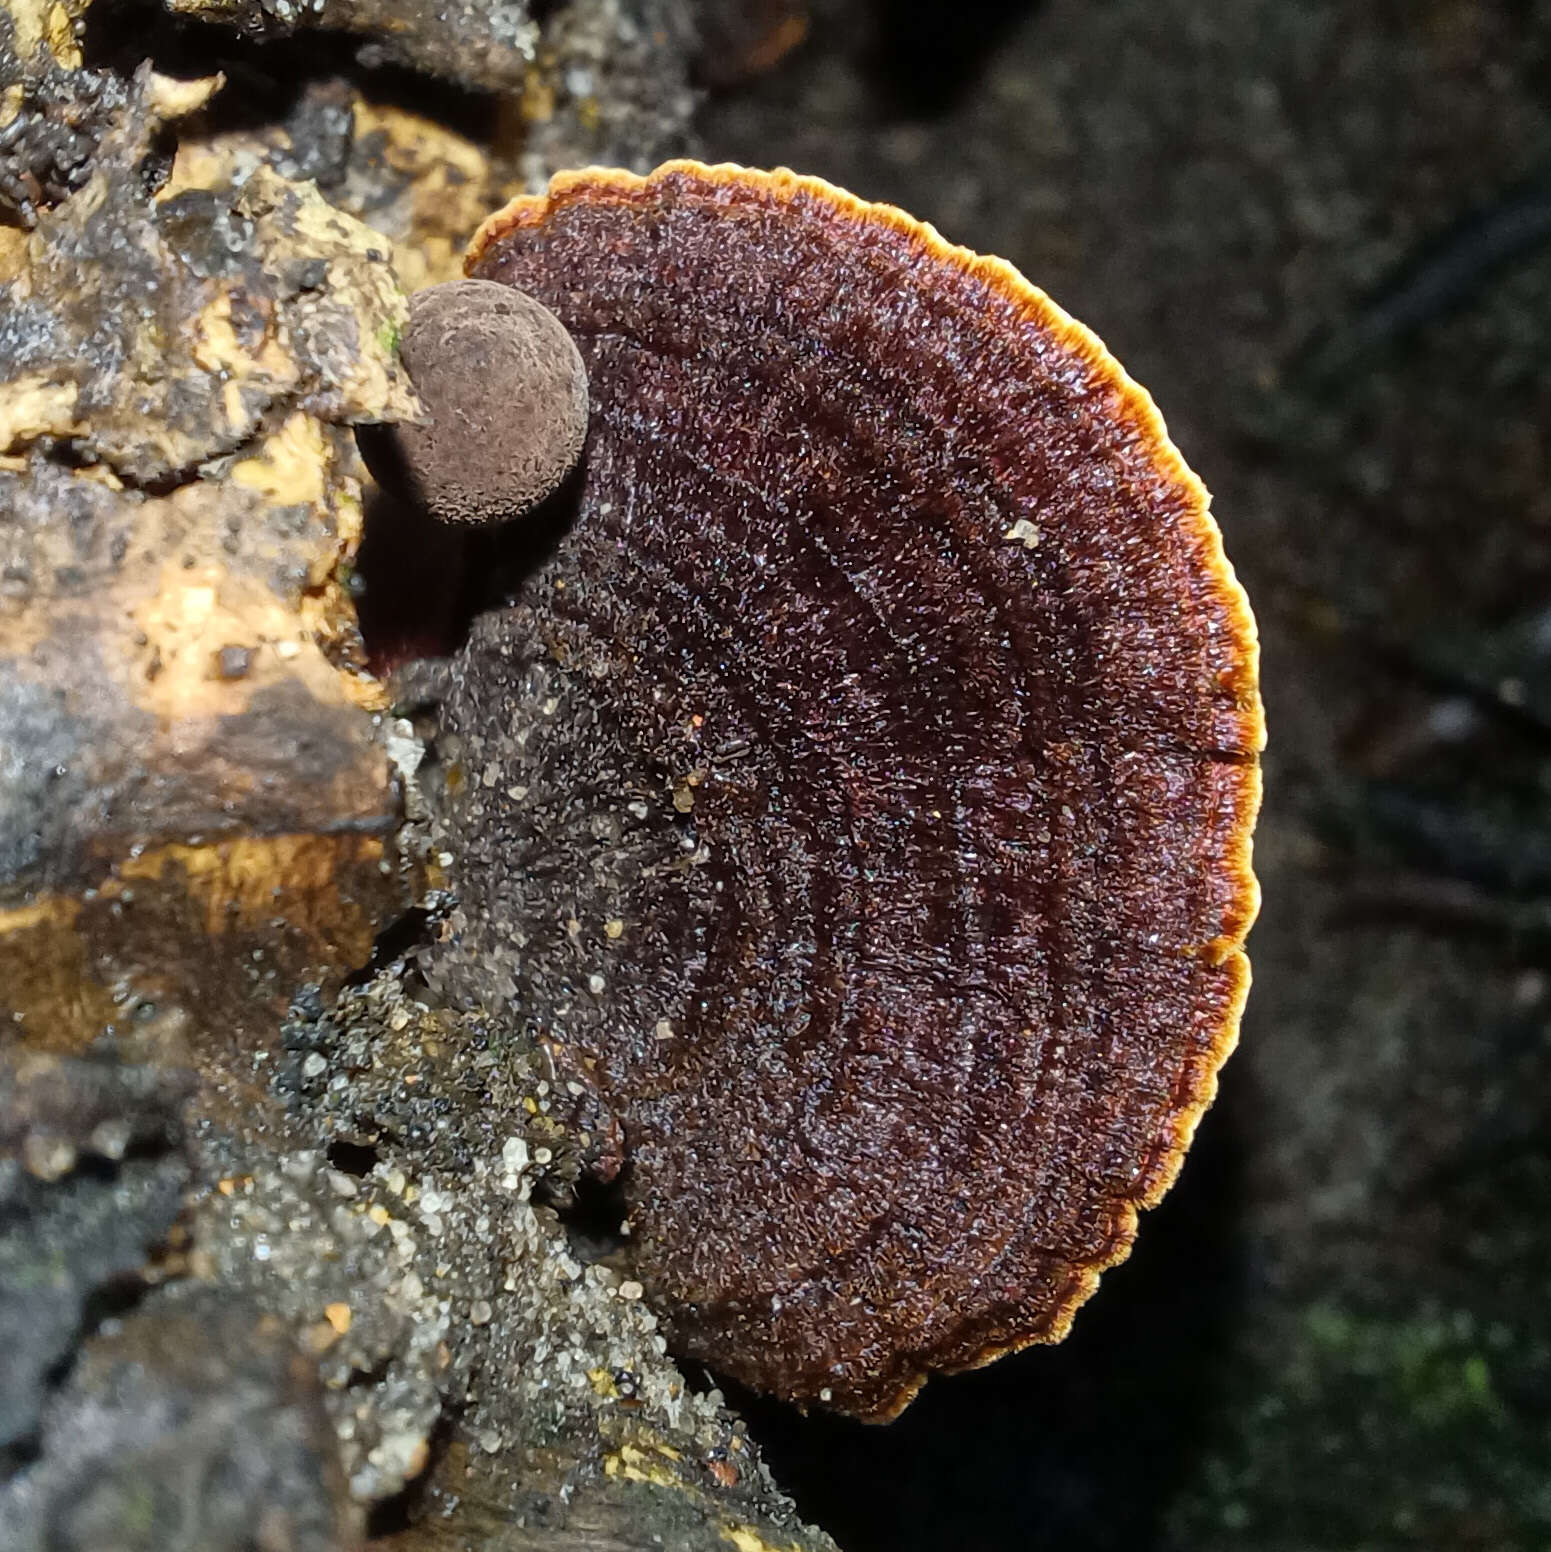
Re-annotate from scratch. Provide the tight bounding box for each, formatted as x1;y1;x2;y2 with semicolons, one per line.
370;278;588;526
438;162;1263;1419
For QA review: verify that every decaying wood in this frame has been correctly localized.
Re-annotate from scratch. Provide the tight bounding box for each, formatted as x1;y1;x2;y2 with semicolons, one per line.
0;7;838;1550
0;33;414;1090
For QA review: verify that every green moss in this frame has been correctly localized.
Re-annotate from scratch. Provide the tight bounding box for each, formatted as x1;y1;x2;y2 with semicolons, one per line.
1297;1304;1505;1427
1170;1302;1551;1551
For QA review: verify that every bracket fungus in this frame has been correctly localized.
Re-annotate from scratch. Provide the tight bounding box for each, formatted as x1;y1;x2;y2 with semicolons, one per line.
428;162;1263;1420
363;278;589;526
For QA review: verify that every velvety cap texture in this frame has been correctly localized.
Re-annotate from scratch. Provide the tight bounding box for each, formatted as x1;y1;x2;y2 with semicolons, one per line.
434;161;1264;1419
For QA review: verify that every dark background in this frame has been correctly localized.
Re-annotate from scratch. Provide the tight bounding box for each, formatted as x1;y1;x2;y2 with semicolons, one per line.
697;2;1551;1548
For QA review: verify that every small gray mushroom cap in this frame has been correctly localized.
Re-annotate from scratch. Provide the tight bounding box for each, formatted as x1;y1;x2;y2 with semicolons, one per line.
386;278;589;526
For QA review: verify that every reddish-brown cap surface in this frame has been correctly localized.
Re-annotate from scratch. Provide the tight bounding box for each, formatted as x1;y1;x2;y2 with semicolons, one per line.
443;161;1262;1419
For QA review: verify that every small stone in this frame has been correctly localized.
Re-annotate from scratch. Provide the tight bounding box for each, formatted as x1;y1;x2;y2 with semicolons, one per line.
214;644;252;678
87;1119;132;1160
22;1135;77;1181
305;1319;342;1354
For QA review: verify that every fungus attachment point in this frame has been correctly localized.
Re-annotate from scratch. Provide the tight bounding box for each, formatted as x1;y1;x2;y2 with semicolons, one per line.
366;278;588;526
439;162;1264;1420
